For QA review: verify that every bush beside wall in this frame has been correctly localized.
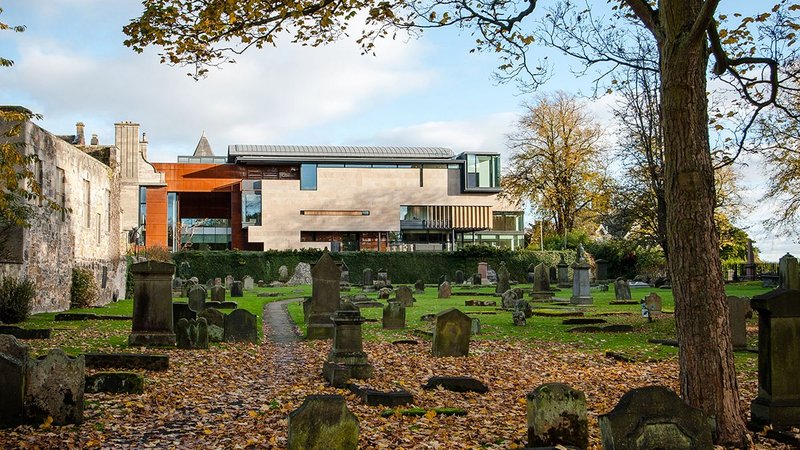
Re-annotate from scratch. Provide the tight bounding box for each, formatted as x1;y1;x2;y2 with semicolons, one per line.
0;276;35;323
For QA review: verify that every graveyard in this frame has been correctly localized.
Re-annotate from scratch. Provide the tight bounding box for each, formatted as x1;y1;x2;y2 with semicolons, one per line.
0;255;795;449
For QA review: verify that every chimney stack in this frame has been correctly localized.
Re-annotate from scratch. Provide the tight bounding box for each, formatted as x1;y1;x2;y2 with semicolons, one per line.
76;122;85;145
90;134;99;145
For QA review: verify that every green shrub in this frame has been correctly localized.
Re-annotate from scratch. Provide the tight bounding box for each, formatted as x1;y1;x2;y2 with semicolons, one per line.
0;276;35;323
71;266;99;308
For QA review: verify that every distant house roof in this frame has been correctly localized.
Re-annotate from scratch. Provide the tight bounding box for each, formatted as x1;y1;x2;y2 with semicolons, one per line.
227;144;455;164
193;132;214;157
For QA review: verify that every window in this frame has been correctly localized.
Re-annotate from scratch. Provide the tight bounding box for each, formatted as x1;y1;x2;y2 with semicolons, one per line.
84;179;91;227
56;168;66;221
300;164;317;190
241;180;262;227
106;189;111;232
400;206;427;221
96;212;101;242
138;186;147;244
167;192;178;251
465;154;501;189
300;210;369;216
34;155;43;205
493;212;524;231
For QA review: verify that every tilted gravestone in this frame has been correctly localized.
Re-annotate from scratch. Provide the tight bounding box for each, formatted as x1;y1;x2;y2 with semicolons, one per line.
382;302;406;329
432;308;471;357
599;386;713;449
176;317;209;349
750;289;800;427
278;265;290;283
224;309;258;344
230;281;244;298
323;302;373;386
243;275;254;290
455;270;464;284
307;250;341;339
531;263;554;301
210;285;226;303
395;285;415;307
199;307;225;342
614;278;632;300
438;281;452;299
414;279;425;294
527;382;588;448
727;295;750;350
287;395;358;450
512;310;526;326
438;274;447;286
0;335;28;427
25;349;85;425
377;288;391;300
188;285;207;312
288;262;312;285
129;261;176;346
495;262;511;294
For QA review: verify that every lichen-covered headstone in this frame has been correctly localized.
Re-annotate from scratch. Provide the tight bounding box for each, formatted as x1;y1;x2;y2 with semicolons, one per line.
512;310;526;326
378;287;391;300
495;262;511;294
230;281;244;298
307;251;341;339
438;281;451;299
531;263;554;301
501;289;519;309
224;309;258;344
25;349;84;425
471;318;481;335
395;285;415;307
176;318;209;349
188;285;207;312
210;285;226;303
382;302;406;329
243;276;254;290
599;386;712;449
0;335;28;428
288;262;312;286
278;265;290;283
644;292;662;313
614;278;632;300
432;308;471;357
287;395;358;450
199;307;225;342
527;382;588;448
323;302;373;386
778;252;800;290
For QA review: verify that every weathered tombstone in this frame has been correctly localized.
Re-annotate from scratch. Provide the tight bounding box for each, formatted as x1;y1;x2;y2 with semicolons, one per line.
744;240;756;280
478;262;488;284
455;270;464;284
172;276;184;291
362;268;373;287
308;250;341;339
512;310;526;326
530;263;554;301
278;265;290;283
377;287;391;300
527;383;588;448
199;307;225;342
644;292;663;313
487;268;498;283
750;289;800;427
570;248;593;305
323;302;373;386
25;349;85;425
432;308;471;357
614;278;632;300
414;279;425;294
0;335;28;428
495;262;511;294
438;281;452;299
395;285;415;307
470;318;481;335
779;252;800;290
549;266;558;284
382;301;406;329
516;299;533;318
438;274;447;286
472;273;482;285
224;275;234;289
206;278;215;288
339;260;350;285
214;277;222;286
230;281;244;297
557;254;570;288
172;302;197;332
188;285;207;312
176;318;210;349
224;309;258;344
595;259;608;281
129;261;176;346
502;289;519;309
377;268;390;284
210;285;226;303
287;395;358;450
527;263;536;283
243;275;254;290
288;262;312;285
598;386;713;449
727;295;750;350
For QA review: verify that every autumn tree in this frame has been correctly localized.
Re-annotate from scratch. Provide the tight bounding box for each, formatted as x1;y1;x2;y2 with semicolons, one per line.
123;0;800;444
503;91;611;237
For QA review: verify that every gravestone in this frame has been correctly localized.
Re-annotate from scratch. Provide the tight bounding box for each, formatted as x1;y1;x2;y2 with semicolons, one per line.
287;395;358;450
527;383;588;448
188;285;207;312
512;310;526;326
557;253;570;288
644;292;662;313
438;281;452;299
395;285;415;307
478;262;488;284
214;277;222;286
225;275;234;289
377;288;391;300
727;295;750;350
382;301;406;329
129;261;176;346
377;268;390;285
362;268;373;287
25;349;85;425
224;309;258;344
598;386;713;449
614;278;632;300
288;262;312;285
471;318;481;335
502;289;520;309
527;263;536;283
438;274;447;286
230;281;244;297
750;289;800;427
323;302;373;387
595;259;608;281
455;270;464;284
487;268;498;283
172;302;197;332
495;262;511;294
339;260;350;285
0;335;28;427
307;250;341;339
570;252;593;306
243;276;254;290
472;273;482;285
531;263;554;301
199;307;225;342
432;308;471;357
278;265;290;283
210;285;226;303
516;299;533;318
549;266;558;284
414;279;425;294
176;317;209;349
172;276;183;291
779;253;800;290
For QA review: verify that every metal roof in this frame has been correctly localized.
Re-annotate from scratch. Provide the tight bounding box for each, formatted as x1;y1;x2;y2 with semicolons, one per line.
228;144;454;161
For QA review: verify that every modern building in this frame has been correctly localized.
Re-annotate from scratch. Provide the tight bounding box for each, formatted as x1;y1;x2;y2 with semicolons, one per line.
141;138;525;251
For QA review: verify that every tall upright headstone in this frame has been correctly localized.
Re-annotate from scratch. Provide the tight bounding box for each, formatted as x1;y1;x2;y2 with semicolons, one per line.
288;395;359;450
727;295;750;350
230;280;244;297
530;263;554;301
779;253;800;290
478;262;488;285
210;285;225;303
307;250;342;340
595;259;608;282
527;383;588;448
556;253;570;288
495;262;511;294
744;239;756;280
750;289;800;427
0;335;28;427
225;275;234;290
322;302;373;387
382;301;406;329
362;268;373;287
432;308;471;357
438;281;452;299
455;270;464;284
570;246;592;305
414;279;425;294
278;265;290;283
129;261;176;346
187;285;207;312
395;285;415;307
614;278;632;300
243;275;254;290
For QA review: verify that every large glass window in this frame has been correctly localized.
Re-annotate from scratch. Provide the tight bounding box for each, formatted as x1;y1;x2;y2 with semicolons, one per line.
300;164;317;190
167;192;178;251
241;180;262;227
400;206;427;221
180;218;231;250
466;154;501;189
137;186;146;244
493;212;524;231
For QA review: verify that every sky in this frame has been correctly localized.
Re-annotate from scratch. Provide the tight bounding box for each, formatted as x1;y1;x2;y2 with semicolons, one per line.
1;0;797;260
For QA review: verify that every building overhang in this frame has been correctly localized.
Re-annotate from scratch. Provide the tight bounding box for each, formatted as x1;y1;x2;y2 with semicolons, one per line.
232;155;465;165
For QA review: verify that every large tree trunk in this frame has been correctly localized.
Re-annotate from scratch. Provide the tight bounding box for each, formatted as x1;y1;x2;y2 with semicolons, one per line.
659;1;746;445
